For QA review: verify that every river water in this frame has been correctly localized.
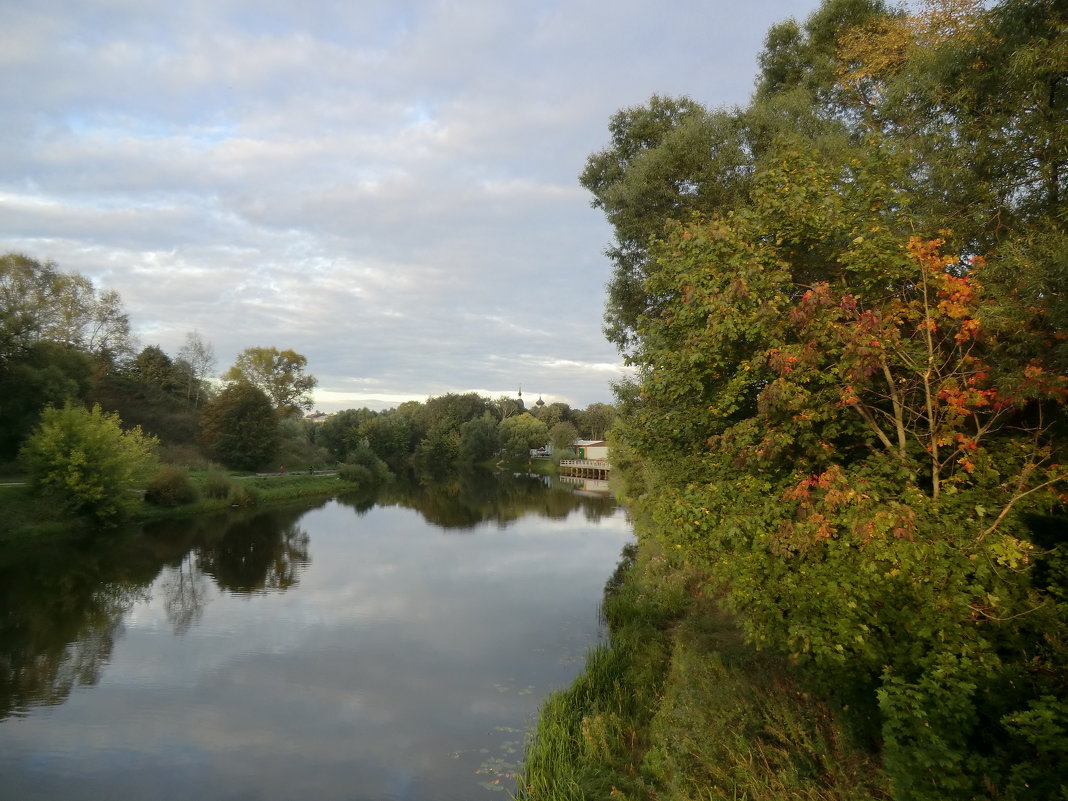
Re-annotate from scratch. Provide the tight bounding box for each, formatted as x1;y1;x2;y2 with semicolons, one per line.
0;474;631;801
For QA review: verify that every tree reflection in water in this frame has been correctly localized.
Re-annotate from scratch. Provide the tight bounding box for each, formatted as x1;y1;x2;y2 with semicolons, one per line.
196;511;311;595
354;469;617;530
0;539;152;719
0;505;313;718
0;473;615;720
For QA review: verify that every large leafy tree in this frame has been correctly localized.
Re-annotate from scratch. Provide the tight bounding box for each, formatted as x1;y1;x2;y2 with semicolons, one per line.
224;347;316;415
199;383;279;470
593;1;1068;797
19;402;159;522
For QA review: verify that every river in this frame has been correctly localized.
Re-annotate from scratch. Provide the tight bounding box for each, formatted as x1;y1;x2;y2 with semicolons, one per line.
0;473;632;801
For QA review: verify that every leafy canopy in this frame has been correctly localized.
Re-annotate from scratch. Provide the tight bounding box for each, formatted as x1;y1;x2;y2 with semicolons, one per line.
20;402;159;522
224;346;317;415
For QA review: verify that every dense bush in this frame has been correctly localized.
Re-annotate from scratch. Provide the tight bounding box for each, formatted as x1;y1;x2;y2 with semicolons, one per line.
339;443;392;487
19;401;159;522
144;465;198;506
226;482;260;507
201;467;234;499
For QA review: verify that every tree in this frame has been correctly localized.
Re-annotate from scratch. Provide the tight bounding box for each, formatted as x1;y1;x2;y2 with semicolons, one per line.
0;342;93;459
224;347;316;415
458;413;501;465
19;402;159;522
0;253;61;360
549;421;579;457
132;345;177;394
573;403;615;440
587;1;1068;795
0;253;133;364
580;96;754;351
177;330;215;407
199;383;279;470
498;413;549;462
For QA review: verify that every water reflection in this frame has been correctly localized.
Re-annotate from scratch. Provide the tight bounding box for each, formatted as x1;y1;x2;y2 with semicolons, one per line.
197;516;311;594
0;472;630;801
0;504;316;719
368;469;617;530
0;538;148;718
0;472;621;728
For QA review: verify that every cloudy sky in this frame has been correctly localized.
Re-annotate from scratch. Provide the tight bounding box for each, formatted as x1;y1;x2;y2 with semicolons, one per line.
2;0;821;411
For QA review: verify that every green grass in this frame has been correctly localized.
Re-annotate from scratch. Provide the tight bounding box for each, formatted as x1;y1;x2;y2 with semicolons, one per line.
0;470;348;538
0;484;75;539
136;471;346;520
516;543;890;801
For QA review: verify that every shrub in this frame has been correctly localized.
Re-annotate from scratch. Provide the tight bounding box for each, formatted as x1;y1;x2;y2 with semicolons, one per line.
144;465;198;506
202;467;235;499
226;482;260;507
19;401;159;522
339;463;374;486
339;443;393;487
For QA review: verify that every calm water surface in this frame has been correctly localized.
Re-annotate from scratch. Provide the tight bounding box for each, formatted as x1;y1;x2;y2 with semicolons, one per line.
0;475;632;801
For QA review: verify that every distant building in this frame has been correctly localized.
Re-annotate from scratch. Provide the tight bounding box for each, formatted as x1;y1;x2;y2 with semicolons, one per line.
572;439;608;460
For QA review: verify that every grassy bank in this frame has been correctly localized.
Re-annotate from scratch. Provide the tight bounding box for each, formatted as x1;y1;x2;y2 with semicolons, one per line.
0;471;349;540
517;542;890;801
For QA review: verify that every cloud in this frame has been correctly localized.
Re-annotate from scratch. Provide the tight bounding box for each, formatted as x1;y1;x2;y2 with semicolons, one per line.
0;0;822;409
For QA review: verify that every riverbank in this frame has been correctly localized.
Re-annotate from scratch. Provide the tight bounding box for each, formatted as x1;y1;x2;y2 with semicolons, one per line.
517;541;890;801
0;471;350;540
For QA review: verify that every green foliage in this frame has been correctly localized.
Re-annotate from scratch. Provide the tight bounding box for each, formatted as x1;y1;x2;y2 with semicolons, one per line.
274;415;330;470
458;413;500;464
226;482;261;507
339;443;392;487
519;544;886;801
144;465;198;507
224;346;317;415
585;1;1068;797
498;413;549;462
201;466;235;499
549;421;579;456
199;383;279;471
0;342;93;459
19;402;159;522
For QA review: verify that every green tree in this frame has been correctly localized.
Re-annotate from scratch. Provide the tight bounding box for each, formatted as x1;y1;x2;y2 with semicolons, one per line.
587;1;1068;796
132;345;178;394
360;410;417;471
580;96;754;351
549;421;579;458
224;347;317;415
573;403;615;440
0;342;93;459
498;413;549;462
199;383;279;470
19;402;159;522
458;413;500;465
316;408;377;462
0;253;61;360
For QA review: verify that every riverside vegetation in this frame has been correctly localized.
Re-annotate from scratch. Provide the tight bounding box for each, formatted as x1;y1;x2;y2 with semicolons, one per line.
521;1;1067;799
0;264;615;536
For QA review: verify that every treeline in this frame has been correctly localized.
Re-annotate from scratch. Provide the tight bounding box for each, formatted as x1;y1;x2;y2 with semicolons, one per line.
1;252;616;522
309;393;614;481
585;0;1066;799
0;253;218;464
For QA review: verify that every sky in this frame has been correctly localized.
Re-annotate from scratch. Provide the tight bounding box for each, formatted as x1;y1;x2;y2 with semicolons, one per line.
1;0;822;412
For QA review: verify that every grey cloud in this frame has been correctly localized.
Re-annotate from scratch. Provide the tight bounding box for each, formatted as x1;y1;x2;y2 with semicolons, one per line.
1;0;822;409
